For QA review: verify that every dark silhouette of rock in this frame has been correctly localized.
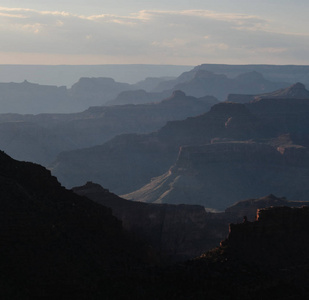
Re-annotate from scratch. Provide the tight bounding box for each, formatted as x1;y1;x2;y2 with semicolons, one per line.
0;151;158;298
74;182;309;265
1;150;307;299
146;206;309;299
73;181;231;262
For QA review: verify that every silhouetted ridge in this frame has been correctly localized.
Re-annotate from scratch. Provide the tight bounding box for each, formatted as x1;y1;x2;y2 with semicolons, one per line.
0;151;154;298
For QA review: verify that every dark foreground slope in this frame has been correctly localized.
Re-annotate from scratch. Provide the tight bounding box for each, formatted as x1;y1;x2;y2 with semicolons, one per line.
1;150;308;299
141;206;309;300
73;182;230;262
74;182;309;264
0;151;155;299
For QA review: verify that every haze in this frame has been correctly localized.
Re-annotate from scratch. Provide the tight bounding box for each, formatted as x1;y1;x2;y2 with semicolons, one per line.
0;0;309;65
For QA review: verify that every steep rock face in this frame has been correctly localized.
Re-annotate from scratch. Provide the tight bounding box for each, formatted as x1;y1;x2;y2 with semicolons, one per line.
0;151;153;298
246;98;309;145
157;102;266;145
73;182;230;261
224;206;309;266
123;142;309;210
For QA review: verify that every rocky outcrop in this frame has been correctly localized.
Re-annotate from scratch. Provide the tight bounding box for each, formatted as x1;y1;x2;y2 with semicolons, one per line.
153;206;309;299
223;206;309;266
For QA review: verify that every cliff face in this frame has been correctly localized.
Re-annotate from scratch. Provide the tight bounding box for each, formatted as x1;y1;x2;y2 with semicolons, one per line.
153;206;309;300
223;206;309;266
123;141;309;210
51;97;309;198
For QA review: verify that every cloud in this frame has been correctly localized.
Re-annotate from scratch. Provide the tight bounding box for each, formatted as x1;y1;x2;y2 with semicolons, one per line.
0;7;308;64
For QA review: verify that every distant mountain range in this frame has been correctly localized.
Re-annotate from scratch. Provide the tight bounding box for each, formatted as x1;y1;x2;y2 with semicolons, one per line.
50;83;309;210
0;64;303;113
0;90;217;165
0;64;193;86
154;70;289;100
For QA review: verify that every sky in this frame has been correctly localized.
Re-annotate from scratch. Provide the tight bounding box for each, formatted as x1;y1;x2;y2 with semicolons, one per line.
0;0;309;65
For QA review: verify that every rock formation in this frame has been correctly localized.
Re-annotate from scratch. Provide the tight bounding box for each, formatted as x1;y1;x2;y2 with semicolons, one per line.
0;150;154;298
152;206;309;299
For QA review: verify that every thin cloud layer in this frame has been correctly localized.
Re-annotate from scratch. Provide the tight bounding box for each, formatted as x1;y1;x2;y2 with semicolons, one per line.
0;7;308;64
